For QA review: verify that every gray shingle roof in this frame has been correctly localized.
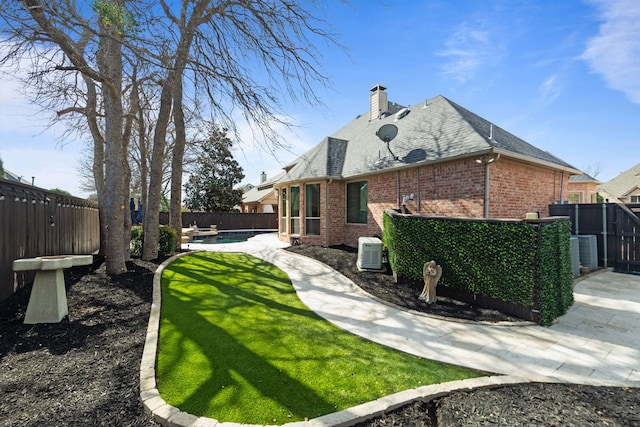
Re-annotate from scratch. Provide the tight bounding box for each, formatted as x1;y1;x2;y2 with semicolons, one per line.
242;171;284;203
2;168;31;184
569;173;599;183
242;185;273;204
277;95;579;184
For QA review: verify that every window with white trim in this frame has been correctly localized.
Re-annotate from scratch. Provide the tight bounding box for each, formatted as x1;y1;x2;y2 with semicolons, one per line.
280;188;287;233
290;186;300;234
305;183;320;235
346;181;368;224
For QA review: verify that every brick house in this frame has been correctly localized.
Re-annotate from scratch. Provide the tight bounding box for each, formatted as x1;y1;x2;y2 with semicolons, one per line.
566;173;600;203
274;85;580;247
241;172;280;214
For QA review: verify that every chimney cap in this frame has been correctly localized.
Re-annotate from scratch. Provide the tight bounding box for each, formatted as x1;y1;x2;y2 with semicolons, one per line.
370;84;387;92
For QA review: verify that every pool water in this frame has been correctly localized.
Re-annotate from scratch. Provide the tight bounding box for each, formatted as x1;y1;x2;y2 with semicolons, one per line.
191;231;258;244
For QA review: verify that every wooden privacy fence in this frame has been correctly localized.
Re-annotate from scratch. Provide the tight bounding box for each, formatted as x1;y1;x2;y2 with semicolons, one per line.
0;179;100;302
548;203;640;273
159;212;277;231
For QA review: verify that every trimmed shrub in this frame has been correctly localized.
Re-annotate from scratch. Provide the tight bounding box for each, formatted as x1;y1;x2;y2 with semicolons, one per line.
159;225;177;257
131;225;144;258
130;224;177;258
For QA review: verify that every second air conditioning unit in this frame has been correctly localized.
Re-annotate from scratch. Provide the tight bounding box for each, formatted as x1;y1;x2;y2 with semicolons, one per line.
357;237;383;271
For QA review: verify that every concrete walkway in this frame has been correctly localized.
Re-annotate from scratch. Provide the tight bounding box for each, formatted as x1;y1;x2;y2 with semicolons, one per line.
140;234;640;426
187;233;640;384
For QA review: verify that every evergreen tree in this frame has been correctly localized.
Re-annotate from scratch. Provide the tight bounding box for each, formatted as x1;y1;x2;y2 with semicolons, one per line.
184;128;244;212
0;156;5;179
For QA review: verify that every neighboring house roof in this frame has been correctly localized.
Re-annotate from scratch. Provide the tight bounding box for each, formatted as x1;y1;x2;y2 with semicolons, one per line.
2;168;30;184
569;173;599;183
241;171;284;204
598;162;640;200
277;94;579;184
242;186;274;204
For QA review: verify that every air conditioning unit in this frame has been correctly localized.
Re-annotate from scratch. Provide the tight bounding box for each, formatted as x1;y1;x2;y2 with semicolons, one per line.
357;237;383;271
578;235;598;271
570;236;580;278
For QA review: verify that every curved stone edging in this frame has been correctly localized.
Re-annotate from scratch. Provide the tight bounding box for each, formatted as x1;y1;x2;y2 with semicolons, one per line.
139;251;635;427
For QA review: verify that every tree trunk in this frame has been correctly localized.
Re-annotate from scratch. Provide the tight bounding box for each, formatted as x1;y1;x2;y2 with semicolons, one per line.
83;75;108;257
142;81;173;260
142;1;205;260
97;9;127;274
138;105;149;227
170;77;186;251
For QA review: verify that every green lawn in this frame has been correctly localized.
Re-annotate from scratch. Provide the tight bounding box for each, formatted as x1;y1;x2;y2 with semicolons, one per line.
156;251;484;425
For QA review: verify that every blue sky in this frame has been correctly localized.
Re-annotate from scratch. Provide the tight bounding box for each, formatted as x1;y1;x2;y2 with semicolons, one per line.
1;0;639;197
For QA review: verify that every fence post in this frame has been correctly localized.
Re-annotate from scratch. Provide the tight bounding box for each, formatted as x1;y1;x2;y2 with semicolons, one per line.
602;203;608;268
574;204;579;235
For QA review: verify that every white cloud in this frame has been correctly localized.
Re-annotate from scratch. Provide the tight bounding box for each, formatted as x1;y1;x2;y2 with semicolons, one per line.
437;22;495;83
582;0;640;104
539;75;561;105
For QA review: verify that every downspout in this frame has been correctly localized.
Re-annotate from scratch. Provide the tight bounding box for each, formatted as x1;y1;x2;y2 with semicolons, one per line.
602;203;608;268
325;179;331;247
397;171;400;209
484;162;490;218
559;171;565;202
483;126;498;218
417;167;421;214
482;153;499;218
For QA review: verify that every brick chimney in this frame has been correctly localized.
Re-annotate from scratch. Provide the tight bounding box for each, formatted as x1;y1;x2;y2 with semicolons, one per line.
369;84;388;120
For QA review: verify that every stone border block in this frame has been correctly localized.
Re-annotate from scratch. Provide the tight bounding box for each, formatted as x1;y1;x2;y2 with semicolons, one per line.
153;404;180;425
167;410;199;427
191;417;220;427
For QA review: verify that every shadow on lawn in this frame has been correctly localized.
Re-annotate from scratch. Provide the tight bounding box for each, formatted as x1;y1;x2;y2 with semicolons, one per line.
158;252;338;423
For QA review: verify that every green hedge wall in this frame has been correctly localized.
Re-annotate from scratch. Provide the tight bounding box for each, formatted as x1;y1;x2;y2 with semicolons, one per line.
383;210;573;325
537;220;574;325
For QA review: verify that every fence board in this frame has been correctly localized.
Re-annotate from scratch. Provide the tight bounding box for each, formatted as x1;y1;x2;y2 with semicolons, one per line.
0;179;100;302
159;212;277;231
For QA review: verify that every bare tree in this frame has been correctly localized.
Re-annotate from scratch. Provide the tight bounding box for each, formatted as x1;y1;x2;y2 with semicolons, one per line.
141;0;341;259
1;0;343;267
583;163;601;179
0;1;132;273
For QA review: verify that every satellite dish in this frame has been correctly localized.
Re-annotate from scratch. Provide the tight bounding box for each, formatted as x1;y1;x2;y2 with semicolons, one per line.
376;123;398;142
376;123;400;161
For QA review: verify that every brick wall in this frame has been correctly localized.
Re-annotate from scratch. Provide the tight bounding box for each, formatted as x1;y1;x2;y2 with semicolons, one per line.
277;157;571;247
489;159;568;218
327;180;346;246
415;160;485;217
566;181;599;203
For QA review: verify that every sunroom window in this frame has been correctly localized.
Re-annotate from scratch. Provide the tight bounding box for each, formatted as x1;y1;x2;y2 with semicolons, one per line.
305;183;320;235
290;186;300;234
346;181;367;224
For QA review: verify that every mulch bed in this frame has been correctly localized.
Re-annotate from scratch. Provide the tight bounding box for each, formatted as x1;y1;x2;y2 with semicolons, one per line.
0;246;638;426
286;244;522;323
0;257;161;426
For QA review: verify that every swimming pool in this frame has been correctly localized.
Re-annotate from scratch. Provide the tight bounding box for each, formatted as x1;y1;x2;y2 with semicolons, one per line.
189;230;273;244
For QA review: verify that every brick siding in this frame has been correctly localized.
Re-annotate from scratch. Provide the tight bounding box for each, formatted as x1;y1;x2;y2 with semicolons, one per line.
566;181;599;203
277;157;570;247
